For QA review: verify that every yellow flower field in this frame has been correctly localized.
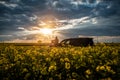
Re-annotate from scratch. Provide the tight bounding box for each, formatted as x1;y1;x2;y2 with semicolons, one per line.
0;43;120;80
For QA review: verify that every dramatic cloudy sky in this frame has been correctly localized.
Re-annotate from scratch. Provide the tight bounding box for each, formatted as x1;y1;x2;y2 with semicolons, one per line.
0;0;120;42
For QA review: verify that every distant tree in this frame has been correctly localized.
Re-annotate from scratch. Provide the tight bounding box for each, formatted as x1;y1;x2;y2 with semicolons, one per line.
37;40;42;43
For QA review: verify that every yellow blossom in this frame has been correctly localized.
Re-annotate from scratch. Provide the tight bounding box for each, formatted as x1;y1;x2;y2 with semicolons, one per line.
64;58;70;62
48;65;56;72
100;66;105;70
65;62;70;69
85;69;91;75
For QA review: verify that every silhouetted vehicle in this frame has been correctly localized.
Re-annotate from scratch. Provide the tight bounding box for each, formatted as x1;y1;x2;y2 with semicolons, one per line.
59;38;94;47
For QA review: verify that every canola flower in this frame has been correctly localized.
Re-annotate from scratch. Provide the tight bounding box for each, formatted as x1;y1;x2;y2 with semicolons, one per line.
0;43;120;80
65;62;71;69
85;69;91;75
48;65;57;72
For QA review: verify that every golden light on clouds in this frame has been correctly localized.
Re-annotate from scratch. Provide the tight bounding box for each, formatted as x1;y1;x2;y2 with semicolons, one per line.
40;28;53;35
38;21;58;28
27;15;62;42
38;15;58;28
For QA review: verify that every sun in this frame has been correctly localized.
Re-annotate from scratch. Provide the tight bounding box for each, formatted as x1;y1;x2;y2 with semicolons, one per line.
40;28;53;35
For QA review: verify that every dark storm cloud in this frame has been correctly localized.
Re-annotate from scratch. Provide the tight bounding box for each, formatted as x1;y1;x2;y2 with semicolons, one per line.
44;0;120;21
58;15;120;38
0;0;46;34
0;0;120;42
91;0;120;17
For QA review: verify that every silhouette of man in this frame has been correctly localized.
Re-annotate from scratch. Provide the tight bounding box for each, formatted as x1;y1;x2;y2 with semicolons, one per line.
54;36;59;46
50;36;59;47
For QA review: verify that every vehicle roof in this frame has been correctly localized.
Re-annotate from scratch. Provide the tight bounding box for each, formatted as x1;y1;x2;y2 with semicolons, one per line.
62;37;93;40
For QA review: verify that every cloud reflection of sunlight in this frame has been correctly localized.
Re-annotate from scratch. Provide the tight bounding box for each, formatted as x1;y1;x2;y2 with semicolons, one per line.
40;28;53;35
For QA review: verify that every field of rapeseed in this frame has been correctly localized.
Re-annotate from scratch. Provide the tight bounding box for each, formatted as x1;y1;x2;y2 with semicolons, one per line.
0;44;120;80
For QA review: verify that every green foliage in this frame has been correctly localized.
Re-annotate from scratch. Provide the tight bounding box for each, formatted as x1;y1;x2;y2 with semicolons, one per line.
0;44;120;80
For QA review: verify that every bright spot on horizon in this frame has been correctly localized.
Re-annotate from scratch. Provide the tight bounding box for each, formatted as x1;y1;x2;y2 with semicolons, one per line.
40;28;53;35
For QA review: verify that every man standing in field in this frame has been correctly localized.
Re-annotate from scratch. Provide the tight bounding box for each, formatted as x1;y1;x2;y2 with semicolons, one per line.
50;36;59;47
54;36;59;46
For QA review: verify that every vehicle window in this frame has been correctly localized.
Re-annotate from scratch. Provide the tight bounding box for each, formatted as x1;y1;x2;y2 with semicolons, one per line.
66;40;70;44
